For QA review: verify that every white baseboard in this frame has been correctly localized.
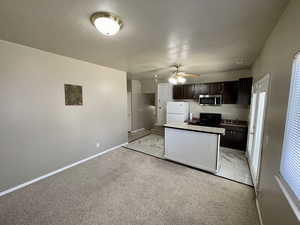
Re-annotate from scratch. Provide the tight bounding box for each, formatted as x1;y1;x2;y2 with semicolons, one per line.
256;198;264;225
129;128;145;133
0;142;128;197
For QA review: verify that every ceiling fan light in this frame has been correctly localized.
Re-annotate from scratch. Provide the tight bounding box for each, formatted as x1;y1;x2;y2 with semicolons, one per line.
177;76;186;84
169;77;178;85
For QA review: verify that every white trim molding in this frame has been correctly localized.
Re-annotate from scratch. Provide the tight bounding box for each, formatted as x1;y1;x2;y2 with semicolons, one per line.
275;175;300;221
0;142;127;197
129;128;145;133
256;198;264;225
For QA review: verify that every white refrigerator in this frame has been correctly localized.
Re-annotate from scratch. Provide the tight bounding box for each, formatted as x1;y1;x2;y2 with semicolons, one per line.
166;102;189;123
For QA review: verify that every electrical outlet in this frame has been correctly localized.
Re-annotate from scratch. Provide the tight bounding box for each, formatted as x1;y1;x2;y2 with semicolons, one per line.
96;143;100;148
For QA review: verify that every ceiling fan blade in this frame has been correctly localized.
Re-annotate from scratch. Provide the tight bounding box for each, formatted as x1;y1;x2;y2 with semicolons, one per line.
133;67;172;78
143;67;169;74
182;73;201;78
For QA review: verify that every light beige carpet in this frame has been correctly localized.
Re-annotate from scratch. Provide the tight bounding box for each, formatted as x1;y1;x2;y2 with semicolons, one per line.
0;148;260;225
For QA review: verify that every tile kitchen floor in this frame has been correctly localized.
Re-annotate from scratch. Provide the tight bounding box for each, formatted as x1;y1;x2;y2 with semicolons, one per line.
217;147;253;186
126;134;253;186
125;134;164;158
128;129;151;143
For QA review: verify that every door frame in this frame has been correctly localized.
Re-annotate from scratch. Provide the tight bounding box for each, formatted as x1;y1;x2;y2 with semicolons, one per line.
156;83;173;125
246;92;258;159
246;73;271;193
127;92;132;132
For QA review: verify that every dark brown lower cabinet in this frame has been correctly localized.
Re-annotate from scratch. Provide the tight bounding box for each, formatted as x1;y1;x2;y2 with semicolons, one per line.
220;125;248;151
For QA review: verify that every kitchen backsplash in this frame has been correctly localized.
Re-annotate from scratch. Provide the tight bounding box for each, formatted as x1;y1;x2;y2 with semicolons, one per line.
187;100;250;121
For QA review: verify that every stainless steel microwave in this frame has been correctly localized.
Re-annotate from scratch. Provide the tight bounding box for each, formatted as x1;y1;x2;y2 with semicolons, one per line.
199;95;222;106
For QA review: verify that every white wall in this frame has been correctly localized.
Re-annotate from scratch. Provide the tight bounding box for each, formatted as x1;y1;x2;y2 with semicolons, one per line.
251;0;299;224
0;40;128;192
140;79;156;93
189;102;249;121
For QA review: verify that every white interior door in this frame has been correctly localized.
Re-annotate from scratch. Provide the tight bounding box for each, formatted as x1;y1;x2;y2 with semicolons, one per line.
247;93;258;159
247;74;270;190
251;92;267;181
157;83;173;125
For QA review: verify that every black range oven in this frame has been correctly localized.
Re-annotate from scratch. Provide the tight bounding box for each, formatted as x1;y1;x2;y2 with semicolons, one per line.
199;113;222;127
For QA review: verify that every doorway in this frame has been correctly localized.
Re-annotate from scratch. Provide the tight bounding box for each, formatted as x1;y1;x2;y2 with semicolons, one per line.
247;74;270;190
156;83;173;125
127;92;132;132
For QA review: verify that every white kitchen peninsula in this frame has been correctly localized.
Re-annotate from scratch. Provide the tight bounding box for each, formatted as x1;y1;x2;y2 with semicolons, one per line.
164;122;225;173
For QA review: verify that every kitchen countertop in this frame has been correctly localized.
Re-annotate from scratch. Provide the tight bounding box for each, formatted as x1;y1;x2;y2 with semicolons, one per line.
164;122;225;135
219;123;248;128
188;119;248;128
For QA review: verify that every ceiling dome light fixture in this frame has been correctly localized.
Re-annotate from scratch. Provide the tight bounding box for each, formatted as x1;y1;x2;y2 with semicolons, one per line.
91;12;123;36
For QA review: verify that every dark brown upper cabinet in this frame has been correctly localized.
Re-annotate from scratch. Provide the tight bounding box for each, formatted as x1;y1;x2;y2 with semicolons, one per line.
193;83;209;98
173;84;194;99
173;78;252;104
209;82;224;95
173;85;184;99
182;84;194;99
237;78;253;105
222;81;238;104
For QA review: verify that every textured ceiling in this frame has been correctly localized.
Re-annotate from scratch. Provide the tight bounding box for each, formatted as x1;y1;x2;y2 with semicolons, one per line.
0;0;288;79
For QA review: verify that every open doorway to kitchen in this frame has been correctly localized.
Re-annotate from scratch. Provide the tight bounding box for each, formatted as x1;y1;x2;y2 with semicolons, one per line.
247;74;270;190
126;82;169;157
156;83;173;126
127;79;157;143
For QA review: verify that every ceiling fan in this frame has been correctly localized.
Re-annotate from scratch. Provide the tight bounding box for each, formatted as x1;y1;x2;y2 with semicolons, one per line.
168;64;201;85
